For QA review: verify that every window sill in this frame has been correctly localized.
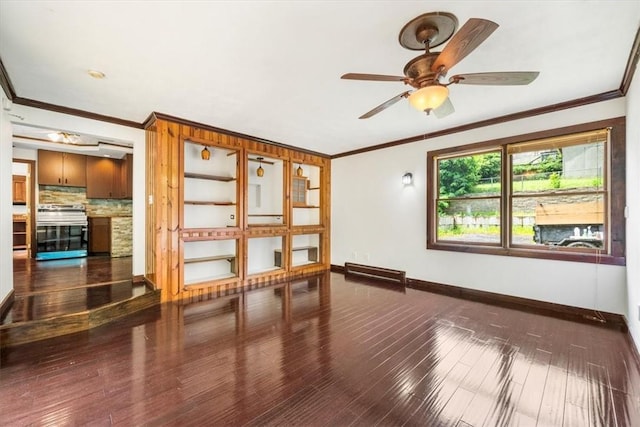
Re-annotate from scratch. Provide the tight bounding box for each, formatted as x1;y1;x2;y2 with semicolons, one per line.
427;242;625;266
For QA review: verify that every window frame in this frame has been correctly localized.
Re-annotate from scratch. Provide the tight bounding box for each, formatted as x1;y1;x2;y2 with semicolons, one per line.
426;117;626;266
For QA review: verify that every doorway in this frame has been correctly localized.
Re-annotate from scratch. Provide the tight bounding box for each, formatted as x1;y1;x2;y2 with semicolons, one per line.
12;159;35;259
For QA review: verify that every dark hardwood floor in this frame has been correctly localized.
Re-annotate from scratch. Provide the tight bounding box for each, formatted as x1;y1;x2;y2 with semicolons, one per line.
1;272;639;426
5;255;136;323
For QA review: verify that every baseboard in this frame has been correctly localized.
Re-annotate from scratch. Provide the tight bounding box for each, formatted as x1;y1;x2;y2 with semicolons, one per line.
624;328;640;368
344;262;406;286
0;290;14;322
330;264;345;274
406;277;627;332
133;274;146;284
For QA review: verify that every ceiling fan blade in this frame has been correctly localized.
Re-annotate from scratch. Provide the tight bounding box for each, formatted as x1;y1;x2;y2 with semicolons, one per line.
342;73;406;82
450;71;540;85
359;91;411;119
431;18;498;73
433;97;454;118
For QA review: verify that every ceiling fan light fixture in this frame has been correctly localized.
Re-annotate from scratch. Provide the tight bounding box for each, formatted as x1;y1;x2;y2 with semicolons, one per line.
408;85;449;112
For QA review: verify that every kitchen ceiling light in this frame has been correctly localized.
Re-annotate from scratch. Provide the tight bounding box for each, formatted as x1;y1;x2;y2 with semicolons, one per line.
408;85;449;113
48;131;80;144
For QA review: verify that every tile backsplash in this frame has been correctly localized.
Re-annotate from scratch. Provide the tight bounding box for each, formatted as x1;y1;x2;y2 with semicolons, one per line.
39;186;133;217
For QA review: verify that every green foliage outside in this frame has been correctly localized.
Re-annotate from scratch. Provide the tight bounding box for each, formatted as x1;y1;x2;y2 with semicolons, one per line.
438;156;479;198
474;176;600;193
438;225;534;238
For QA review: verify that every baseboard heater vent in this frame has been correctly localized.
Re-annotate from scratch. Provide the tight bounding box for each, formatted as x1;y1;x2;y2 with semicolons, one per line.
344;263;406;286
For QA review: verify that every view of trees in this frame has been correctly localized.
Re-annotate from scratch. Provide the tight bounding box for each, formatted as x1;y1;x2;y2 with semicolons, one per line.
439;150;563;199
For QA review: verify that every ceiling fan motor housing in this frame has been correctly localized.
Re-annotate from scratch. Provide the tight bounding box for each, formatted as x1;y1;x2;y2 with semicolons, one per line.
403;53;443;88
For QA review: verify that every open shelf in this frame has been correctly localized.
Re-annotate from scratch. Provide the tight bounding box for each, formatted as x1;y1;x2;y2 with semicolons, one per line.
184;172;235;182
184;201;235;206
293;205;320;209
184;254;236;264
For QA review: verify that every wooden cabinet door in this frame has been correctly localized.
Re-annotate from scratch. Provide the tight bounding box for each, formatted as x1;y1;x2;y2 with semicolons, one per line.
12;175;27;204
86;157;124;198
62;152;87;187
292;176;307;206
89;217;111;254
37;150;64;185
119;154;133;199
86;157;115;198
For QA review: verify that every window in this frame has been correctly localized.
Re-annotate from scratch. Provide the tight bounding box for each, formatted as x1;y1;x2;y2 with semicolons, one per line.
427;118;625;265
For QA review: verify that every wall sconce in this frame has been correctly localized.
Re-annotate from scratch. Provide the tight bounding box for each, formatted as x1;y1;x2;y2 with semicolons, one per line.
296;164;304;177
257;157;264;177
402;172;413;185
201;146;210;160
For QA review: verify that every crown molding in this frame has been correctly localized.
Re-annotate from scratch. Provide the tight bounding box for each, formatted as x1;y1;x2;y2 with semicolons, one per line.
331;90;622;159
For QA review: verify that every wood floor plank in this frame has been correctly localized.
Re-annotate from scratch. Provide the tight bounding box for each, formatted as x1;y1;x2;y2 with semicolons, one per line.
1;271;639;426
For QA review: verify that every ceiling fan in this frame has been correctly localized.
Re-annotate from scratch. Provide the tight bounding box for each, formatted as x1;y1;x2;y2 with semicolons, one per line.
341;12;539;119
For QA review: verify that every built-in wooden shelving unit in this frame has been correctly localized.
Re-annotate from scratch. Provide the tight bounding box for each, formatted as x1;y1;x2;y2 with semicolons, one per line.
145;115;330;303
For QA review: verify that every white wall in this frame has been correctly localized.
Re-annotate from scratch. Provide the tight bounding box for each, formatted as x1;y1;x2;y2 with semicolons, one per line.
332;98;628;316
626;65;640;350
2;104;146;278
0;93;13;306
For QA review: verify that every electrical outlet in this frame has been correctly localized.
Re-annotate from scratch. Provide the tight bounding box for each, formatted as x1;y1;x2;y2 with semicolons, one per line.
230;214;235;220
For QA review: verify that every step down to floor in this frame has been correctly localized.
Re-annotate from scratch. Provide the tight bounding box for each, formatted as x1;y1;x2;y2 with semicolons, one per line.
0;280;160;348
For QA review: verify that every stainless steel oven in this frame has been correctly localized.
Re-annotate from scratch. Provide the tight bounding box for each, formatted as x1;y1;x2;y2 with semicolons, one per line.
35;204;88;260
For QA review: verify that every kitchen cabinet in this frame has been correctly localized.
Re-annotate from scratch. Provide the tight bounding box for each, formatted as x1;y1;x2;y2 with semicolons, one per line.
86;157;122;199
119;154;133;199
86;155;132;199
88;217;111;254
12;175;27;204
37;150;87;187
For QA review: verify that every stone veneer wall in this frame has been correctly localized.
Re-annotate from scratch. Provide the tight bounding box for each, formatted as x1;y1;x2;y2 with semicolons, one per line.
111;216;133;257
39;186;133;216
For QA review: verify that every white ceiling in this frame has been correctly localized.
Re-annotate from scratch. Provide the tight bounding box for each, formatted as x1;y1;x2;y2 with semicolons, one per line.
1;1;639;156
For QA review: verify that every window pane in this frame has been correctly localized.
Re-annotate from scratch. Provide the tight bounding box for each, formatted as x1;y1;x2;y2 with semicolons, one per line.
438;152;501;199
512;142;604;194
512;194;605;249
437;198;501;244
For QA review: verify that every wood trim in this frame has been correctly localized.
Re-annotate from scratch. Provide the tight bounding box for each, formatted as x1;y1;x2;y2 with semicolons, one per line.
426;116;626;265
12;97;143;129
146;112;330;158
405;277;627;332
331;90;622;159
0;289;15;322
344;262;406;285
0;55;16;100
624;328;640;371
620;25;640;95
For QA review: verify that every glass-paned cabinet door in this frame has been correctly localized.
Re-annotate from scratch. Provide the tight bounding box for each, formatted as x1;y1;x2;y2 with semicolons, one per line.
247;154;284;226
291;233;321;267
247;235;285;275
183;141;238;229
292;163;321;226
